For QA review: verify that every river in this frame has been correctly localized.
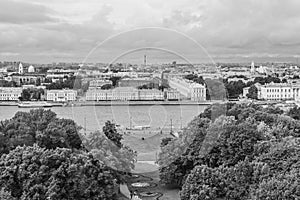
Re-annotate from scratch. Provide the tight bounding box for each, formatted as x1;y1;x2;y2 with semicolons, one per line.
0;105;207;132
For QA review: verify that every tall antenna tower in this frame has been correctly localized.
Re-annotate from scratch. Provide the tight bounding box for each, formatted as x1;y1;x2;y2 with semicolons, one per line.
144;54;147;66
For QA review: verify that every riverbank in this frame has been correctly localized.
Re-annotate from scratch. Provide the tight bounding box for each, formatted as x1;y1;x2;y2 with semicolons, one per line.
0;100;216;107
1;99;296;107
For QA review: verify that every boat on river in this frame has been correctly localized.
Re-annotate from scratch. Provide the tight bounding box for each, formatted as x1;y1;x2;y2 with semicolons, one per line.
18;101;53;108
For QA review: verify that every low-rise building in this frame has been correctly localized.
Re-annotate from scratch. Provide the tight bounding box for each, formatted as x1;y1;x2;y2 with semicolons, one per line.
46;89;77;102
168;77;206;101
86;87;164;101
259;83;293;100
89;79;112;88
138;89;164;100
118;78;153;88
165;89;181;100
0;87;22;101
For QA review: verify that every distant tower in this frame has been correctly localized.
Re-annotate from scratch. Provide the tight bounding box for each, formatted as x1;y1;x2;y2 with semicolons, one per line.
144;55;147;66
250;61;255;73
18;62;24;74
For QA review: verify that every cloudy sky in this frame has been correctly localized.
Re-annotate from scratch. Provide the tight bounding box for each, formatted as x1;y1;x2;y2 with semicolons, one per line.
1;0;300;64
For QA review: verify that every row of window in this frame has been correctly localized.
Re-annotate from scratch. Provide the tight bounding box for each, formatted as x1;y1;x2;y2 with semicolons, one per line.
266;88;291;93
266;94;291;98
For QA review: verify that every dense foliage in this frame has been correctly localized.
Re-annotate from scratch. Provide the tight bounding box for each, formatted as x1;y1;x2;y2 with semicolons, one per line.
0;110;136;199
0;145;118;200
83;130;137;172
0;109;82;155
19;88;45;101
158;103;300;200
103;121;123;148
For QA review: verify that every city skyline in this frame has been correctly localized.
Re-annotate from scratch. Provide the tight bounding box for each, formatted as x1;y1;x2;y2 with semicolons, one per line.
1;0;300;63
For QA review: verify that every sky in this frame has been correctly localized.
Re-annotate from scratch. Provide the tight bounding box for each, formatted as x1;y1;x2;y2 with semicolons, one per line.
0;0;300;64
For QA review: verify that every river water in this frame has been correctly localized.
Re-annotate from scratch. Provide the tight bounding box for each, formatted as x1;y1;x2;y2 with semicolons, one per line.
0;105;207;132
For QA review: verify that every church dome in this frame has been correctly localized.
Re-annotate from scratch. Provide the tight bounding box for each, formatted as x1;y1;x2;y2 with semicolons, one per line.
28;65;35;73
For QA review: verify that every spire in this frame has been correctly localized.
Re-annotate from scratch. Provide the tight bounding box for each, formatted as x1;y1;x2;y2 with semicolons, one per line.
18;62;24;74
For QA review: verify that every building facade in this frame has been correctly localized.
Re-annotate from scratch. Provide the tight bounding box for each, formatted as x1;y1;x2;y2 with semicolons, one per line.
165;89;181;100
46;89;77;102
118;78;152;88
0;87;22;101
259;83;294;100
168;78;206;101
86;87;164;101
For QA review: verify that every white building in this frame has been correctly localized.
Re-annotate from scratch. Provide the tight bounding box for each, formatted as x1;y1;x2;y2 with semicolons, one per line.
165;89;181;100
138;89;164;100
168;78;206;101
46;89;77;102
86;87;164;101
250;61;255;74
259;83;293;100
0;87;22;101
18;62;24;74
28;65;35;73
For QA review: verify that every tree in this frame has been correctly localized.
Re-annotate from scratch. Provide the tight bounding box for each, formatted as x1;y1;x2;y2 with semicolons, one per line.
250;169;300;200
83;131;137;172
109;76;121;87
20;88;44;101
224;80;246;99
101;84;113;90
158;117;210;186
103;121;123;148
196;120;263;168
0;145;117;200
247;85;258;99
160;137;173;147
287;106;300;120
0;109;82;156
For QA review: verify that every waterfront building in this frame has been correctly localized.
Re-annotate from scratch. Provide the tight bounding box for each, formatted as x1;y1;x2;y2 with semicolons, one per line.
165;89;181;100
46;89;77;102
259;83;293;100
85;87;164;101
138;89;164;100
112;87;139;100
168;78;206;101
0;87;22;101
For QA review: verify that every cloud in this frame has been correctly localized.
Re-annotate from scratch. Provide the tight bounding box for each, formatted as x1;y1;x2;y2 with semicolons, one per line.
1;0;300;63
0;0;57;24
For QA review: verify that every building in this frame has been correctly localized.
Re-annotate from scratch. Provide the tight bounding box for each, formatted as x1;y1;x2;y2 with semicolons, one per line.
118;78;153;88
0;87;22;101
11;74;45;86
111;87;139;100
168;78;206;101
259;83;293;100
165;89;181;100
89;79;112;88
28;65;35;73
138;89;164;100
243;87;250;98
250;61;255;74
85;87;164;101
46;89;77;102
19;62;24;74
